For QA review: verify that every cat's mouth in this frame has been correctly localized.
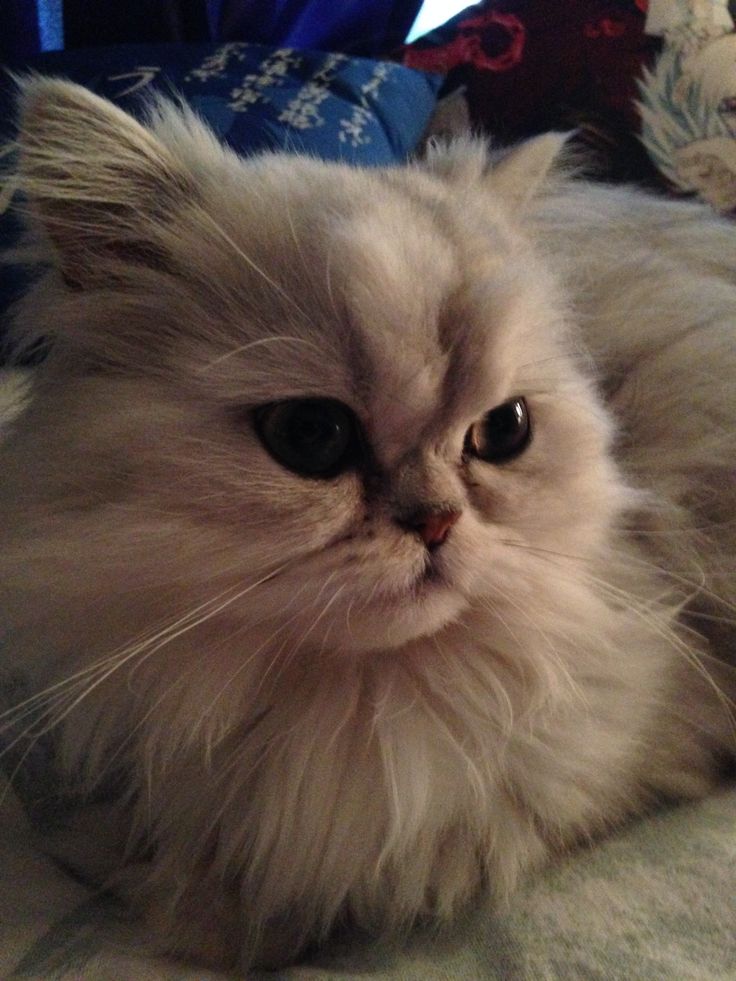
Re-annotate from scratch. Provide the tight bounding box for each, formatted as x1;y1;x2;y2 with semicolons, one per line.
370;553;451;606
394;553;455;604
417;556;447;588
333;552;467;653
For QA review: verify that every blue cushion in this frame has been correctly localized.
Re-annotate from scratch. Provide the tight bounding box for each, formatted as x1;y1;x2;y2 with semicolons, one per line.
0;41;442;358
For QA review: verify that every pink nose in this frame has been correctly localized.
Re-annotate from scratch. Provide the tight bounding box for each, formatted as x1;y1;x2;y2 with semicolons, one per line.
408;509;460;550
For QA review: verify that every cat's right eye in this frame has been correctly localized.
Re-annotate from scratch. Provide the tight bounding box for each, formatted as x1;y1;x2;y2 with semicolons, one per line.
254;398;360;478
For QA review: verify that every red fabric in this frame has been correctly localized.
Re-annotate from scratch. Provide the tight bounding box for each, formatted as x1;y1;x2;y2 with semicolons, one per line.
399;1;660;150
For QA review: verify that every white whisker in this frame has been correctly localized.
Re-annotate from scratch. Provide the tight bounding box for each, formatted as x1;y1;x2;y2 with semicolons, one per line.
192;203;309;320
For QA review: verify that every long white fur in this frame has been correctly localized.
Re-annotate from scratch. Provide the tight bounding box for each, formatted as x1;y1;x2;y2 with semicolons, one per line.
0;79;734;969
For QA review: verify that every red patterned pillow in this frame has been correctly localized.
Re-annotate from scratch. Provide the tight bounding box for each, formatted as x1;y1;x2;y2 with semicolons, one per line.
399;1;661;182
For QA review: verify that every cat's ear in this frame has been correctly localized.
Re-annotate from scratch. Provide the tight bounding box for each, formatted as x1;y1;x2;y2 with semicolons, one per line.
13;76;197;286
488;132;572;207
423;132;573;208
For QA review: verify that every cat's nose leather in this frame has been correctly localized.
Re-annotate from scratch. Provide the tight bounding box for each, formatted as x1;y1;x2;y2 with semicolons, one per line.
405;509;460;550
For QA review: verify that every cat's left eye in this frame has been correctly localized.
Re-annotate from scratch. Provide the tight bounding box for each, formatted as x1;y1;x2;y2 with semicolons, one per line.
254;398;360;478
464;397;531;464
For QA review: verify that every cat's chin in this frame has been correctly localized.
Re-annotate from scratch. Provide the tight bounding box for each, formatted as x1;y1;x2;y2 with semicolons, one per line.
339;584;468;654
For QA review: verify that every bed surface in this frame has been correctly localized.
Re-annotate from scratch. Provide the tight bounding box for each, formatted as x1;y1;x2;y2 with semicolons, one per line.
2;774;735;980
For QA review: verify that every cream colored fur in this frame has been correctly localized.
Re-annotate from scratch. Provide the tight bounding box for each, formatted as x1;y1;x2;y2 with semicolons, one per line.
0;79;734;969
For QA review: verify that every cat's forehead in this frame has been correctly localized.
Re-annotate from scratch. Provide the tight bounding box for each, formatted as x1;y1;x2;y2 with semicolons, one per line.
318;178;537;457
327;193;457;454
209;160;556;456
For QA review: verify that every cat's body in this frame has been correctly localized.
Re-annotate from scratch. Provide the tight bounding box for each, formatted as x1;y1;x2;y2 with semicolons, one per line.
0;79;734;969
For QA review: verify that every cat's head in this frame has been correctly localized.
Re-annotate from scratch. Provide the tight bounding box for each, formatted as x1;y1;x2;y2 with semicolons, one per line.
2;79;627;659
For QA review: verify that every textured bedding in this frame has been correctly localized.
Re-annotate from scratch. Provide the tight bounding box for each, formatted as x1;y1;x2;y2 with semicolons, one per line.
2;774;735;980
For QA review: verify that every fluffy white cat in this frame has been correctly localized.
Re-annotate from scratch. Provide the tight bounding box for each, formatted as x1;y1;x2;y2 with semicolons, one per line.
0;78;734;969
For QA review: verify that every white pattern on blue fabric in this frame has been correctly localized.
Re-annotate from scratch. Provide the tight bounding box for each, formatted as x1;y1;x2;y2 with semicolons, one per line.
277;53;348;130
339;63;395;148
107;66;162;98
185;42;249;82
229;49;303;112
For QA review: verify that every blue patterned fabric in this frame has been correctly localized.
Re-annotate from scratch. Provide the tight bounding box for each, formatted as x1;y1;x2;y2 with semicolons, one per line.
1;42;439;162
0;41;441;359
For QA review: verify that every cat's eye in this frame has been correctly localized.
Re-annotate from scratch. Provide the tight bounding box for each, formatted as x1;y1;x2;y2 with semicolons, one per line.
254;398;359;478
464;397;531;464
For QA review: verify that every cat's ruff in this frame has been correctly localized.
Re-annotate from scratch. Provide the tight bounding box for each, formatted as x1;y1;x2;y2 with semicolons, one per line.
0;78;734;970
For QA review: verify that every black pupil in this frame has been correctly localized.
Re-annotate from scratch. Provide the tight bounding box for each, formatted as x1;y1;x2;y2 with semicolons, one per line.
487;400;524;442
290;411;334;448
467;397;530;463
256;399;354;477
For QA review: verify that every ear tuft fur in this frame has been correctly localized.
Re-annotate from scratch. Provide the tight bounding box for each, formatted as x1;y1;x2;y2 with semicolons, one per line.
489;131;575;207
12;76;197;285
421;135;490;184
422;131;575;209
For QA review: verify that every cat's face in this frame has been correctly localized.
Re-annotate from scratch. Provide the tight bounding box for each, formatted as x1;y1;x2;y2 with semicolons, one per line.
4;81;626;658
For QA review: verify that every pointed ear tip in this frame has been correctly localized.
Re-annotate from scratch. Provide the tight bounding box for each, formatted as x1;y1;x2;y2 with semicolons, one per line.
15;73;70;105
547;128;578;143
545;128;579;158
14;75;112;130
488;129;580;207
524;129;578;160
